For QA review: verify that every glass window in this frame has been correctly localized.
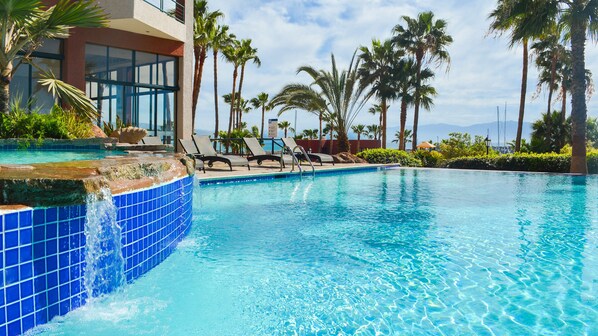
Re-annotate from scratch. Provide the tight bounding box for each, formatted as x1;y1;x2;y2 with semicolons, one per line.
11;65;29;109
37;39;62;55
135;51;157;85
85;44;108;80
31;58;60;110
108;47;133;82
157;55;176;87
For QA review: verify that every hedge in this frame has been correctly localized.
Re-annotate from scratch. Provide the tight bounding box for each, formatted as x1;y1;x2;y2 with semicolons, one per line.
445;152;598;174
356;148;422;166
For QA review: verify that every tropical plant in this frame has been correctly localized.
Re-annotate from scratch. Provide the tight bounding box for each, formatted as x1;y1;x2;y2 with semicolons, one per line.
0;104;93;139
351;124;368;152
392;11;453;151
367;104;383;131
272;52;369;153
392;129;412;148
278;121;291;137
439;132;494;159
356;148;422;166
222;38;242;137
192;0;222;129
531;32;567;117
0;0;106;115
358;39;402;148
530;111;570;153
366;124;381;140
209;24;235;138
302;129;318;140
250;92;271;139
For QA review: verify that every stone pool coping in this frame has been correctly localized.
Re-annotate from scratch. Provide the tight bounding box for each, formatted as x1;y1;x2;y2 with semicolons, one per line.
0;154;194;208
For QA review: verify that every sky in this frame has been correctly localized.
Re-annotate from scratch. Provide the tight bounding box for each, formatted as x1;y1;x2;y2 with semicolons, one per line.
193;0;598;136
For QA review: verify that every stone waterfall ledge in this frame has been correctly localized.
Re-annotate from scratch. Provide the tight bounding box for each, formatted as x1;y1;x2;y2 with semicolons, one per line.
0;154;195;207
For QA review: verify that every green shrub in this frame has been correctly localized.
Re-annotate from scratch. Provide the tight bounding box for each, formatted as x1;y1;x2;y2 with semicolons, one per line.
0;105;93;140
412;150;445;167
357;148;422;166
445;152;598;174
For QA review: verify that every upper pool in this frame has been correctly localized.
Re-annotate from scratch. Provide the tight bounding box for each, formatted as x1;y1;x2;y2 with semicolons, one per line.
0;150;125;165
33;169;597;335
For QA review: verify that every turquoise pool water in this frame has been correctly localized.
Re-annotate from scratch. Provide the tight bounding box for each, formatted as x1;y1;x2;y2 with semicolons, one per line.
0;150;124;165
34;169;597;335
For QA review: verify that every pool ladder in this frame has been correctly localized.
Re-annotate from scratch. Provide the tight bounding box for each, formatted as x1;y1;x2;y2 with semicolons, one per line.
285;145;315;177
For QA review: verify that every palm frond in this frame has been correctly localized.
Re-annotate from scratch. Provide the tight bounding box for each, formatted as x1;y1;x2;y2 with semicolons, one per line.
38;71;98;120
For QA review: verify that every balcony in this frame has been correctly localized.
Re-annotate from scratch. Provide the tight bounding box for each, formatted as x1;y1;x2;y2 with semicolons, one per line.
96;0;187;42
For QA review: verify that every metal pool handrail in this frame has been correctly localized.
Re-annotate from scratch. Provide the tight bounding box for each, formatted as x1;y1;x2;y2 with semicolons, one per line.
287;145;315;177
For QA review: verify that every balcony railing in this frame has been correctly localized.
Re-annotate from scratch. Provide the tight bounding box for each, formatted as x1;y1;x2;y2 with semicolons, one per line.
143;0;185;23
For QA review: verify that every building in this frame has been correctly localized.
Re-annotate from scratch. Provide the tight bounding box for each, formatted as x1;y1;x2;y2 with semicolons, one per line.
12;0;194;145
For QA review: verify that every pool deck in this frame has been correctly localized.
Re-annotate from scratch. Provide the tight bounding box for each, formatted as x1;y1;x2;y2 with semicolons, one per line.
195;161;394;183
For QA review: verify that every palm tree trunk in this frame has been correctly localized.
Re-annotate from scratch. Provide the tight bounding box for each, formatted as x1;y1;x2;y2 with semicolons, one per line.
213;50;220;139
356;134;361;153
227;67;238;139
547;54;557;114
569;19;588;174
236;64;246;130
260;106;265;139
284;127;288;138
399;96;408;151
192;46;207;130
318;112;323;153
561;85;567;122
515;40;529;152
337;128;350;153
381;98;387;149
329;126;334;154
0;62;12;114
412;55;423;152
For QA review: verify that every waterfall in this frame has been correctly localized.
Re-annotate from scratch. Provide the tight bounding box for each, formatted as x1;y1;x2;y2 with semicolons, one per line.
84;187;125;298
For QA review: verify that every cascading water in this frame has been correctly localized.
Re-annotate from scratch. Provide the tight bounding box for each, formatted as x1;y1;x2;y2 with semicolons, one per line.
84;187;125;298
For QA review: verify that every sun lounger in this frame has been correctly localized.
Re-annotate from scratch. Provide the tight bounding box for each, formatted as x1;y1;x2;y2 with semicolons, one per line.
192;135;250;171
281;137;335;166
243;137;293;169
178;139;205;172
141;136;164;145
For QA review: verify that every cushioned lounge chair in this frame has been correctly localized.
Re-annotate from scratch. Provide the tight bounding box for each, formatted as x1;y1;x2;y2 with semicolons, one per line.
141;136;163;145
243;137;293;170
281;137;335;166
192;135;250;171
178;139;205;173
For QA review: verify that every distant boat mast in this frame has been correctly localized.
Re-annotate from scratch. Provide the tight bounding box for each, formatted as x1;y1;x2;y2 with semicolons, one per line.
496;106;500;147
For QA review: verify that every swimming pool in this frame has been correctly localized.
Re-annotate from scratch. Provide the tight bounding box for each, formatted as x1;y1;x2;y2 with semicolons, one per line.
0;150;124;165
33;169;597;335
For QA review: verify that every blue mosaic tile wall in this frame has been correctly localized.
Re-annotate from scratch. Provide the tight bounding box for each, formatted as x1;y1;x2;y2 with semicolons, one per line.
0;175;193;335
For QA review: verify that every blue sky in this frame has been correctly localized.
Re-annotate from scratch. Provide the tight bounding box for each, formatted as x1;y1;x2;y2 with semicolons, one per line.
194;0;598;134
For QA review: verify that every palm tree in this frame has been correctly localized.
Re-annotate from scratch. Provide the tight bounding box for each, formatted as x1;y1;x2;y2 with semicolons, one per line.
302;129;318;140
351;124;368;152
367;124;380;140
192;0;222;130
250;92;271;139
273;53;369;153
222;39;242;137
392;11;453;151
392;129;412;148
278;121;291;137
368;104;383;131
235;39;261;130
358;39;402;148
493;0;597;173
322;112;337;154
394;58;418;150
532;33;567;116
210;24;235;138
0;0;106;115
530;111;570;153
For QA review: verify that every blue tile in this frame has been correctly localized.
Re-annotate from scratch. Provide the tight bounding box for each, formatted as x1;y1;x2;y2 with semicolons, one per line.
0;233;3;250
59;269;69;284
19;211;32;228
20;263;32;280
33;226;44;241
69;220;80;235
33;209;45;226
0;325;5;336
22;314;35;333
59;238;69;252
70;265;80;280
34;275;46;292
5;248;18;267
70;279;81;295
48;304;59;320
46;255;58;272
33;242;45;259
0;289;4;305
20;228;32;245
22;297;34;315
20;245;32;262
46;223;57;239
47;272;58;289
59;299;71;316
5;213;18;230
47;288;58;304
20;280;33;298
0;306;4;324
59;222;69;236
35;309;47;325
46;239;57;255
58;207;69;221
6;284;20;304
59;252;69;269
70;250;81;264
5;231;18;249
5;266;19;285
7;320;21;336
59;284;70;300
46;208;57;223
7;302;20;321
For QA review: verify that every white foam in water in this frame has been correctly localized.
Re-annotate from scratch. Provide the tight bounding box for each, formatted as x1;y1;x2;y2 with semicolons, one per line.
84;188;125;298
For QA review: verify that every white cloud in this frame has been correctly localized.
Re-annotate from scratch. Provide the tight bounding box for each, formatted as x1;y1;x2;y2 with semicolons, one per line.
194;0;598;135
